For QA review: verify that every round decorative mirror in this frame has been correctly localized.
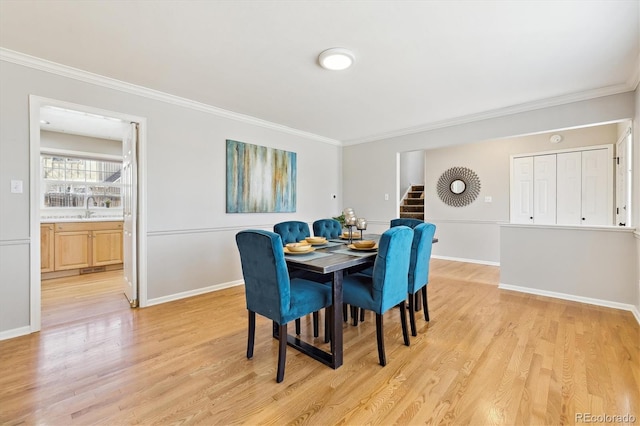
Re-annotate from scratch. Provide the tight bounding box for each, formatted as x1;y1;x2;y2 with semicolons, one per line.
437;167;481;207
450;179;466;194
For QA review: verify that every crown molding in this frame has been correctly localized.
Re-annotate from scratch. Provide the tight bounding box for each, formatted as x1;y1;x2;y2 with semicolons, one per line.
343;80;637;146
0;48;341;146
3;47;637;149
343;52;640;146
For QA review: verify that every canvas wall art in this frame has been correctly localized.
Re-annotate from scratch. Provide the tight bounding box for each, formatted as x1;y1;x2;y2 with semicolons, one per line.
226;139;297;213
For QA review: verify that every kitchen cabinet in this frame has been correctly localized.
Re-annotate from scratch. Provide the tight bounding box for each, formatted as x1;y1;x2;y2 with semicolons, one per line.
52;221;123;272
40;223;55;272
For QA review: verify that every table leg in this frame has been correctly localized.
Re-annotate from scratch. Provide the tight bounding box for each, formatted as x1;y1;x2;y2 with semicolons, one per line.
331;270;343;368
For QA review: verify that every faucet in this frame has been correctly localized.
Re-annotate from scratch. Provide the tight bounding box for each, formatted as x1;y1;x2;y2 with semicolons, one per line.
85;196;96;218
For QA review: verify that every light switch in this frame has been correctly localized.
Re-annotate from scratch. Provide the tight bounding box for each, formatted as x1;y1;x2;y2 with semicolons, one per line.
10;180;23;193
384;193;389;201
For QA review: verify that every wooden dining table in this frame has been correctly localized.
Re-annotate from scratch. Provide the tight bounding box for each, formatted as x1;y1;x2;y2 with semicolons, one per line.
280;235;380;369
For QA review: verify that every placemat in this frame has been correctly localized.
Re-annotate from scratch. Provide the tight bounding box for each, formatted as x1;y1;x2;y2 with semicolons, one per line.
313;241;344;248
284;251;333;261
332;248;378;258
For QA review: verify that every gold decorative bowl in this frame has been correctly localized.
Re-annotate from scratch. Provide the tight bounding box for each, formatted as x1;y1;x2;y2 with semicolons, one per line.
353;240;375;249
305;236;327;244
286;242;312;252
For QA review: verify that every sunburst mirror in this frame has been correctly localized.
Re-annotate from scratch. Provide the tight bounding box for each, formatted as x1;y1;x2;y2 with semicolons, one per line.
437;167;481;207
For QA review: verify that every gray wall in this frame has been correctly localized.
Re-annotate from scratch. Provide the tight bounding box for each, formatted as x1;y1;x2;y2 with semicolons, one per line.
343;91;639;313
423;124;618;263
0;59;342;337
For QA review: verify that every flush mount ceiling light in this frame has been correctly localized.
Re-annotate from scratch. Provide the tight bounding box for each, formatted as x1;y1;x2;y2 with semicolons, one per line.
318;48;355;71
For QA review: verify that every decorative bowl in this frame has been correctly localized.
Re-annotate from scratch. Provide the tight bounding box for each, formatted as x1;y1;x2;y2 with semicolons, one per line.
353;240;375;249
286;242;312;252
305;236;327;244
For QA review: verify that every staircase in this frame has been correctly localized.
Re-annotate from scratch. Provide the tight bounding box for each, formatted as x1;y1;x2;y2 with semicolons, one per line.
400;184;424;220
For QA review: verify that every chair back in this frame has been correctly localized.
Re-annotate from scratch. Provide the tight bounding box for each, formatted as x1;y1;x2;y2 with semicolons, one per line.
408;222;437;294
390;218;423;229
236;230;290;323
371;225;413;312
312;219;342;239
273;221;311;245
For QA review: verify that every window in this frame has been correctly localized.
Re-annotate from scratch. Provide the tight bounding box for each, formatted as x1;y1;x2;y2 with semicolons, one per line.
41;154;122;209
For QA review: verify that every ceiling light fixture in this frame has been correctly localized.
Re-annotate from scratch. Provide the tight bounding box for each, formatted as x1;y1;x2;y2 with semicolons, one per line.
318;48;355;71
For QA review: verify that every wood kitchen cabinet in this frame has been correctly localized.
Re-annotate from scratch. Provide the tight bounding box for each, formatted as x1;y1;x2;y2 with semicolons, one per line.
52;221;123;272
40;223;55;272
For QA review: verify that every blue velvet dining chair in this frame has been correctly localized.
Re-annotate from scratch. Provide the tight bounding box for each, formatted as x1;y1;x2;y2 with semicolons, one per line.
406;222;437;336
312;218;343;239
390;218;423;228
342;225;413;366
273;220;322;338
273;221;311;245
235;229;332;383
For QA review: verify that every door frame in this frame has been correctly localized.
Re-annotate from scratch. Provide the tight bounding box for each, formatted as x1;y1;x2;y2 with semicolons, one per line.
28;95;148;332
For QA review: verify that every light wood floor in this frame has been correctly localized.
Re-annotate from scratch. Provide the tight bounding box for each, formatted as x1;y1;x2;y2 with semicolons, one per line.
1;260;638;425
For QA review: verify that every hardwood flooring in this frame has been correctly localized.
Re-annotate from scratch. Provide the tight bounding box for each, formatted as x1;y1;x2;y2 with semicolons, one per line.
0;260;638;425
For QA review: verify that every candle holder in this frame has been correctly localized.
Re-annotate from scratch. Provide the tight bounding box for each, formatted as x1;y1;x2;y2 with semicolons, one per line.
356;217;367;240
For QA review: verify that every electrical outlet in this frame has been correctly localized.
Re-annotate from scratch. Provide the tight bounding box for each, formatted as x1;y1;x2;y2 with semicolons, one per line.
484;196;492;203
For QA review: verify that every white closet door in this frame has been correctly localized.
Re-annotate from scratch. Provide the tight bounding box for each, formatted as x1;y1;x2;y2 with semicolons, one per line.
533;154;556;225
510;156;534;223
557;151;582;225
582;148;612;226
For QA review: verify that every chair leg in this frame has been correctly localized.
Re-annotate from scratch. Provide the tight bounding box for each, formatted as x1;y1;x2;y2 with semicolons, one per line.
295;318;301;335
313;311;319;337
360;307;365;322
408;293;417;336
422;287;429;322
399;303;410;346
351;305;359;326
276;323;287;383
247;310;256;359
343;303;348;322
375;313;386;366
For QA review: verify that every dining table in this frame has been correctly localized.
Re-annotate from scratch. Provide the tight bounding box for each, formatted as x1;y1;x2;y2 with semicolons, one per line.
279;234;380;369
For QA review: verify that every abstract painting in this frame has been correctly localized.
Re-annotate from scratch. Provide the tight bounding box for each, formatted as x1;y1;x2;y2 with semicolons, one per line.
226;139;297;213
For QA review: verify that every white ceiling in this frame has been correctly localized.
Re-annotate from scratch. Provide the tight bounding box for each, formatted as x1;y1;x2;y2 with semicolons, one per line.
1;1;638;145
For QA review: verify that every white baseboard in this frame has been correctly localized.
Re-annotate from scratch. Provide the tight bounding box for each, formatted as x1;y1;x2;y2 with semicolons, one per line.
500;282;640;325
146;280;244;307
0;325;33;341
432;255;500;267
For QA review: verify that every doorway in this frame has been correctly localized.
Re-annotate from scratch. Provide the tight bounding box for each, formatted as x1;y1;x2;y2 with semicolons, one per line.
29;96;147;332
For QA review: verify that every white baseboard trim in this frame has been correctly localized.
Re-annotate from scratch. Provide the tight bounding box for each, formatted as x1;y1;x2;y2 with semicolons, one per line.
432;255;500;267
0;325;33;341
500;282;640;325
146;280;244;307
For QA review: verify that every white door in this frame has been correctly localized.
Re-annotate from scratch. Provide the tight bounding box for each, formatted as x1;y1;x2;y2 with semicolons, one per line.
510;156;534;223
122;123;138;306
557;151;582;225
533;154;557;225
616;133;631;226
582;148;612;226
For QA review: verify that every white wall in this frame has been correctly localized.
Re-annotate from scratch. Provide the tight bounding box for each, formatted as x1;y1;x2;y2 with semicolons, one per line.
0;58;342;337
423;124;618;263
399;150;424;195
40;131;122;156
343;90;638;317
